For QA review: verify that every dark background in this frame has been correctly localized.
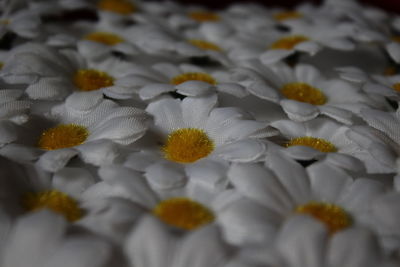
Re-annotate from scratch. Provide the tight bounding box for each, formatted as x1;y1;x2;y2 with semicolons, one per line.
173;0;400;14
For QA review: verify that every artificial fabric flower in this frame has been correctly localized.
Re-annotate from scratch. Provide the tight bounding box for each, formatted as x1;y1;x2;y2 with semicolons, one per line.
233;61;376;124
1;91;149;172
1;43;146;100
270;117;397;173
218;153;387;246
135;62;247;100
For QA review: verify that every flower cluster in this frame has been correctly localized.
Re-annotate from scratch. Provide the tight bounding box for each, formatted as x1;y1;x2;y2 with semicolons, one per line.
1;0;400;266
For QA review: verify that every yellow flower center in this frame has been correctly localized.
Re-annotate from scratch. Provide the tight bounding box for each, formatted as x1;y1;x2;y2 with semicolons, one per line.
188;39;222;51
171;72;217;86
286;136;337;152
392;36;400;43
281;82;327;105
84;32;124;46
273;11;303;21
0;19;9;25
97;0;136;14
73;69;115;91
21;190;83;222
392;83;400;92
37;124;89;150
153;197;215;230
296;201;352;234
188;11;220;22
384;66;397;76
163;128;214;163
270;35;309;50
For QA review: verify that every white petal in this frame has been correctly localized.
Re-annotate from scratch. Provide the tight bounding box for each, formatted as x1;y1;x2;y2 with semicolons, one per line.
370;192;400;235
247;80;280;102
386;42;400;63
277;215;327;267
181;94;217;128
295;41;321;55
65;91;103;112
260;49;294;65
215;139;266;162
176;81;213;96
283;145;324;160
36;148;78;172
280;99;320;122
145;161;186;190
328;227;381;267
0;121;18;145
26;77;72;100
217;83;248;98
139;83;174;100
52;167;95;199
146;98;184;135
125;215;176;267
228;163;294;213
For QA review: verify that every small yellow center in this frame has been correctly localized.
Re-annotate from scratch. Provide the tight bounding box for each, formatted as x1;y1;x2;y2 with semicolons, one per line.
21;190;83;222
163;128;214;163
188;11;220;22
270;35;309;50
273;11;303;21
73;69;114;91
296;201;352;234
286;136;337;153
392;36;400;43
384;66;397;76
171;72;217;86
0;19;9;25
281;82;327;105
84;32;124;46
97;0;136;14
0;62;3;70
38;124;89;150
153;197;215;230
188;39;222;51
392;83;400;92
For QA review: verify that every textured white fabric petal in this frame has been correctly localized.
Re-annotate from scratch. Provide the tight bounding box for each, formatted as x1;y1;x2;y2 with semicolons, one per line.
146;98;184;135
386;42;400;63
175;81;213;96
283;145;324;160
0;121;18;146
65;91;103;112
26;77;72;100
218;198;280;246
125;215;176;267
75;140;119;166
52;167;95;199
145;161;186;190
217;83;248;97
181;94;217;128
247;80;280;102
276;215;327;267
36;148;78;172
2;211;67;267
228;163;294;213
328;227;381;267
370;192;400;235
214;139;266;162
295;41;321;55
280;99;320;122
139;83;175;100
318;105;354;124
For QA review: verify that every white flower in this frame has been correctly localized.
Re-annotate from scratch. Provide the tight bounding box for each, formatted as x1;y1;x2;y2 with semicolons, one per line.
233;61;375;124
1;43;146;100
1;91;149;172
234;215;386;267
218;154;387;246
134;62;248;100
0;210;112;267
0;9;41;39
270;117;397;173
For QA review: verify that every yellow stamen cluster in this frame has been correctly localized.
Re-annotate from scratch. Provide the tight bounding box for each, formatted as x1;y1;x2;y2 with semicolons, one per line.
21;190;83;222
188;39;222;51
171;72;217;86
392;83;400;92
97;0;136;14
163;128;214;163
286;136;337;153
73;69;115;91
391;36;400;43
273;11;303;21
153;197;215;230
37;124;89;150
296;201;352;234
281;82;327;105
270;35;309;50
84;32;124;46
188;11;220;22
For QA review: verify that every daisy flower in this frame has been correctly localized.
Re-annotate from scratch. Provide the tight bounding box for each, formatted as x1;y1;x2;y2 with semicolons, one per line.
125;215;233;267
234;215;387;267
1;43;146;100
0;7;41;39
0;210;112;267
135;62;248;100
233;61;376;124
270;117;397;174
218;154;388;246
1;91;149;172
